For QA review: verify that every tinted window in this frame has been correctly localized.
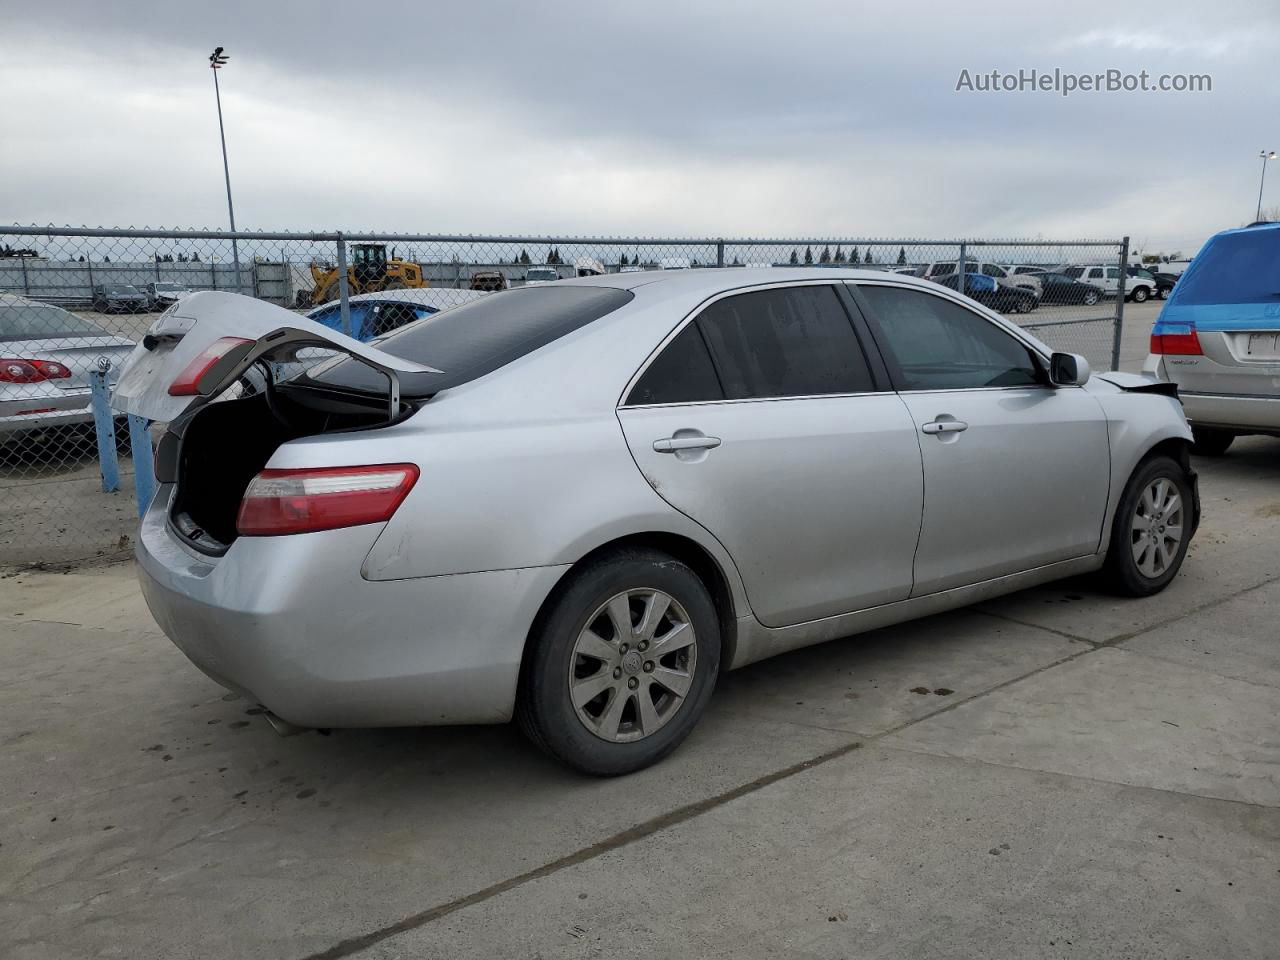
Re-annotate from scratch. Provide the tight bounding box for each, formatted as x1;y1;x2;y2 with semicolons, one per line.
627;323;723;405
306;285;634;396
696;286;874;399
858;286;1041;391
1174;229;1280;305
1063;267;1083;279
0;302;109;341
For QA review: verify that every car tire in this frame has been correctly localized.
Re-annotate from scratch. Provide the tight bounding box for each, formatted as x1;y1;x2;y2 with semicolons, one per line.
1130;286;1149;303
516;548;720;776
1100;455;1194;597
1190;427;1235;457
1158;287;1170;300
1083;289;1100;306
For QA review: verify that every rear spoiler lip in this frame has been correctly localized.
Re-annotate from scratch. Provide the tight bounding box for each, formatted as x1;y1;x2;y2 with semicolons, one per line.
1095;371;1180;400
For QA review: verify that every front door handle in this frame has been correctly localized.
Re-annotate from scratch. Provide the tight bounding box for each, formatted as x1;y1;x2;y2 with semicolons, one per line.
921;419;968;435
653;435;722;453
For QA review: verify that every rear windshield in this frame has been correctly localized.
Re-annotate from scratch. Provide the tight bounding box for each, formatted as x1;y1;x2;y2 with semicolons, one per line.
305;285;634;395
1174;230;1280;306
0;302;109;341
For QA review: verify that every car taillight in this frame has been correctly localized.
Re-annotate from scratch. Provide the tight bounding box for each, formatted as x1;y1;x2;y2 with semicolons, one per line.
0;358;72;383
167;337;254;396
1150;321;1202;356
236;464;419;536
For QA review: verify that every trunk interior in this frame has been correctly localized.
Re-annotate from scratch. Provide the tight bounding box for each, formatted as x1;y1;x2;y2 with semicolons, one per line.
169;385;407;554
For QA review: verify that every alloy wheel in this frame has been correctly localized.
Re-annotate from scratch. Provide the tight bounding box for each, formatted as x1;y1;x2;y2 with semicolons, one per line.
568;588;697;743
1130;477;1184;578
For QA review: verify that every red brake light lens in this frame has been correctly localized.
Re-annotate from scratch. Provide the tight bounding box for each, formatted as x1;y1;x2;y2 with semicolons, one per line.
0;358;72;383
167;337;253;396
1149;322;1202;356
236;464;420;536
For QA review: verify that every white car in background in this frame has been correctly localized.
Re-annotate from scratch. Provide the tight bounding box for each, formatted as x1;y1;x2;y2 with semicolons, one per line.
0;294;135;439
524;267;561;285
1062;265;1156;303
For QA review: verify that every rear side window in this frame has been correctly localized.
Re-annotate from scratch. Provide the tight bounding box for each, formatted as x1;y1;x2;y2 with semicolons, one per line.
858;285;1041;391
696;285;874;399
1174;229;1280;305
627;323;723;405
307;285;634;395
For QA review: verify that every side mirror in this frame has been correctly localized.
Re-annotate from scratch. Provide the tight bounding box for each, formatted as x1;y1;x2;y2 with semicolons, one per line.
1050;352;1091;386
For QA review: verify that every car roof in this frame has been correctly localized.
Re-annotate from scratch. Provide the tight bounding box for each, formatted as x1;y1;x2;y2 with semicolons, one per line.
550;266;947;296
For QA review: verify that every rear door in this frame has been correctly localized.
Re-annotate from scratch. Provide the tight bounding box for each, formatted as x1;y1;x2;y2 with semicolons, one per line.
618;282;924;628
853;282;1110;596
111;291;436;422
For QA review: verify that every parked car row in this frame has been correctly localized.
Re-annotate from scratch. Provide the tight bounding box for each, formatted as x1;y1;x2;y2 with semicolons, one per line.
91;282;192;313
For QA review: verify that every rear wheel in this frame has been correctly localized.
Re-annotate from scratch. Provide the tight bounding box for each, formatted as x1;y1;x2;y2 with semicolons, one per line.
517;549;720;775
1190;427;1235;456
1100;455;1193;596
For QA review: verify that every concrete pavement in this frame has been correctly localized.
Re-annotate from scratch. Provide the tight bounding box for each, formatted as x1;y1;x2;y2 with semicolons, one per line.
2;435;1278;959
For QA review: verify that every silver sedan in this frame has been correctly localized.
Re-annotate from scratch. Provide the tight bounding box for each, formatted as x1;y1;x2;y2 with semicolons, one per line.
113;271;1199;775
1;294;135;439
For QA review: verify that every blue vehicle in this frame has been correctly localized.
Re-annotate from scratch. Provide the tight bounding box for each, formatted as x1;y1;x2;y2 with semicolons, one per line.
1143;221;1280;455
305;289;489;342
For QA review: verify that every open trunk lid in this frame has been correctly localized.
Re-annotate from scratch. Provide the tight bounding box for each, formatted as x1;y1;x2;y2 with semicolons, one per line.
111;291;439;422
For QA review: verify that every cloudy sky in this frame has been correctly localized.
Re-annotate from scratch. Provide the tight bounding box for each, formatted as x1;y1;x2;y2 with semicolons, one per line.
3;0;1278;256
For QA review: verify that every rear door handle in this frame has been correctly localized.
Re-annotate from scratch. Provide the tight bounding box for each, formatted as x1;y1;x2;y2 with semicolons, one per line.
653;435;722;453
921;419;968;435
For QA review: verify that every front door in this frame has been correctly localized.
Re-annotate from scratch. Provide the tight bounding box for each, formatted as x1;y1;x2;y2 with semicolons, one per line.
618;283;924;627
855;282;1111;596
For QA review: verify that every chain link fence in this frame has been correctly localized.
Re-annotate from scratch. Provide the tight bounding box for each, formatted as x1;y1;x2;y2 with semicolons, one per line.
0;226;1130;566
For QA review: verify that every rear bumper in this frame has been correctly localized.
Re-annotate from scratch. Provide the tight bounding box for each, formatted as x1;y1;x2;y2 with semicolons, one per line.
0;390;100;437
135;486;568;728
1179;391;1280;433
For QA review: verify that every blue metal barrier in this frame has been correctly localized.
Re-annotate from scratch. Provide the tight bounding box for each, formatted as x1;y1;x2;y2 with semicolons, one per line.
91;368;156;517
88;369;119;493
129;415;156;518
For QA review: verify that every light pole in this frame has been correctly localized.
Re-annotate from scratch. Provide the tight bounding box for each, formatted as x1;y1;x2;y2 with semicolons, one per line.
209;47;242;292
1256;150;1277;222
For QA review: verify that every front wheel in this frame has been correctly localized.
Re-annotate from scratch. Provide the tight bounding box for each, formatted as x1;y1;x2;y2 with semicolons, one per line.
1100;455;1193;596
517;549;721;775
1082;289;1100;306
1130;286;1149;303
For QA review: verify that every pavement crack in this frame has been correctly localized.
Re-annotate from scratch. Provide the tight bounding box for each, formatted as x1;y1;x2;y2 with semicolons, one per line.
297;740;864;960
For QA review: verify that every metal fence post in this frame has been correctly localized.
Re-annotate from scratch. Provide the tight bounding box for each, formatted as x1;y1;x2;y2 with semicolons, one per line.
1111;236;1130;371
88;369;120;493
716;240;725;268
958;240;967;291
86;258;93;295
210;261;217;290
336;234;352;337
129;415;156;518
20;255;29;294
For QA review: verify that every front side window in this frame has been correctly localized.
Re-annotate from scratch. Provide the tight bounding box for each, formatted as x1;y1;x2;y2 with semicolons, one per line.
857;285;1042;391
695;285;874;399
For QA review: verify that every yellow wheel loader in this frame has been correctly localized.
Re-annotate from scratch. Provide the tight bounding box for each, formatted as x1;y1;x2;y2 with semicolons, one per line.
309;244;425;306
